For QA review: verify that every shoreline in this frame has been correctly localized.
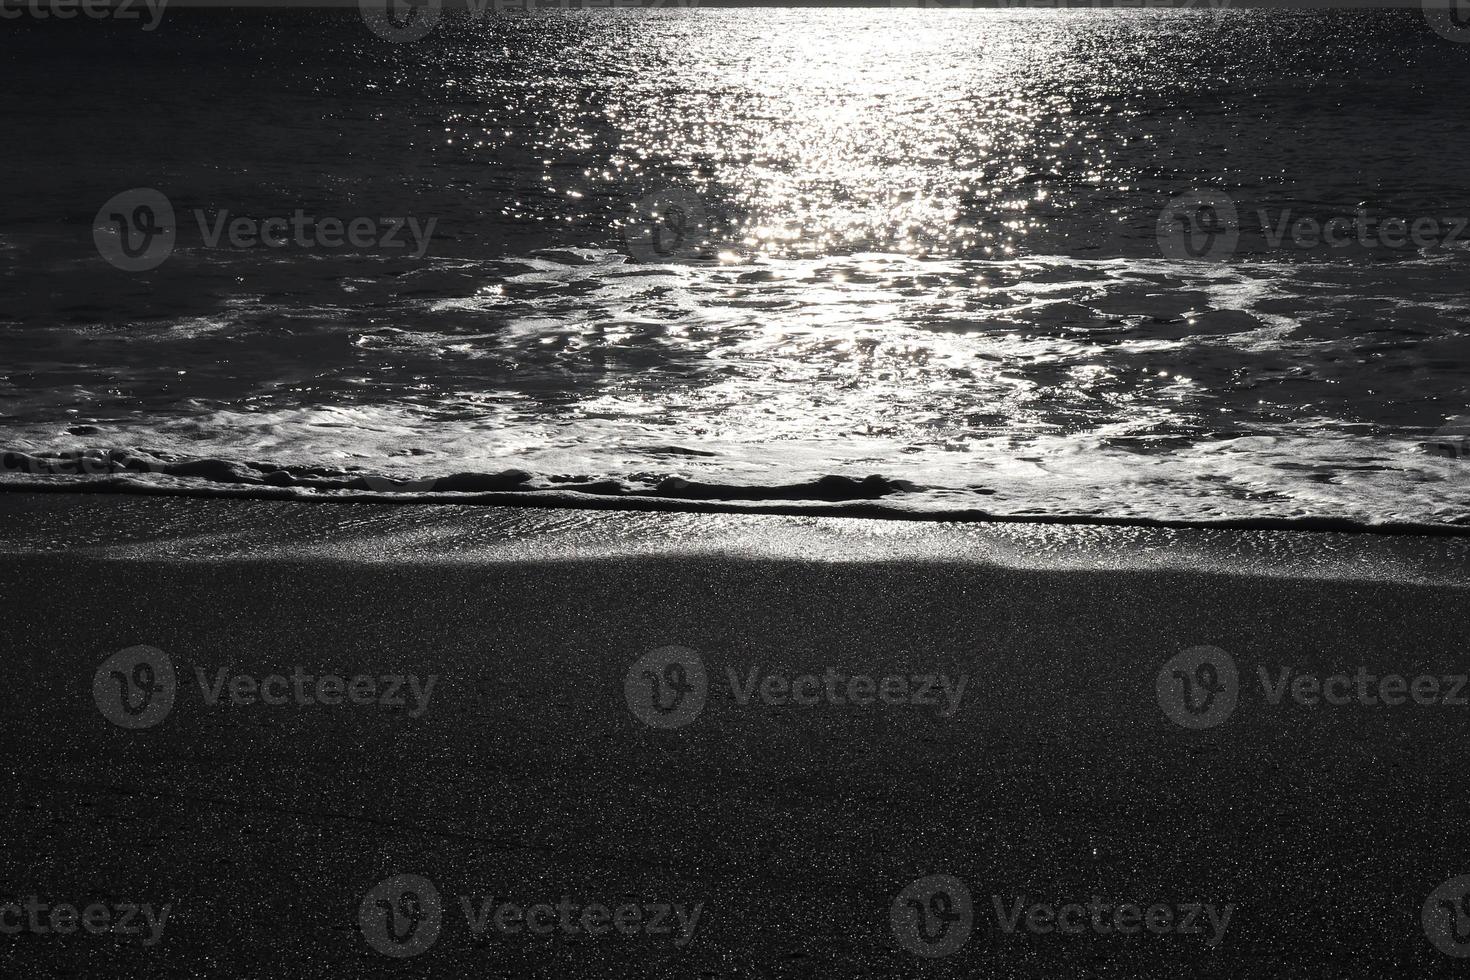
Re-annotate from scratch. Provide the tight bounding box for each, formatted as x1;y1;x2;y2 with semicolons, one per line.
2;492;1468;584
4;481;1470;538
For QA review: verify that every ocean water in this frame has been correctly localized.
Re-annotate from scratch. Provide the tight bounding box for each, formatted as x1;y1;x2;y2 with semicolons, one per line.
3;8;1469;526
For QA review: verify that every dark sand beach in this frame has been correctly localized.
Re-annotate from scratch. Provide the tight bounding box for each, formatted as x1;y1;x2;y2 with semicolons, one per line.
1;492;1467;976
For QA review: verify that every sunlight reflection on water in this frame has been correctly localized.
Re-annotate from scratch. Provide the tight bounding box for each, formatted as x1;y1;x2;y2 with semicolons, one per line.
2;9;1469;523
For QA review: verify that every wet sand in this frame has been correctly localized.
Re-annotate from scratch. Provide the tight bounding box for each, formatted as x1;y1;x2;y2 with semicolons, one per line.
1;493;1467;977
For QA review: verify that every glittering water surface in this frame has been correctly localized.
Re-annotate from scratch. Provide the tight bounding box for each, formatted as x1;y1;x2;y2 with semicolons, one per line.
2;9;1469;523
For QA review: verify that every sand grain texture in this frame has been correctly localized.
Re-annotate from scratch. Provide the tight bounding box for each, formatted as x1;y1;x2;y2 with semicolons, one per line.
0;494;1466;977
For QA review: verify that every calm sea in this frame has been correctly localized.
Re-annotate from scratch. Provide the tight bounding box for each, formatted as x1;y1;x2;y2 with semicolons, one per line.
3;8;1469;525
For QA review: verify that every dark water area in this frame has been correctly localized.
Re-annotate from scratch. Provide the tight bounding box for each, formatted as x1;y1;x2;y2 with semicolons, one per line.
2;8;1469;524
